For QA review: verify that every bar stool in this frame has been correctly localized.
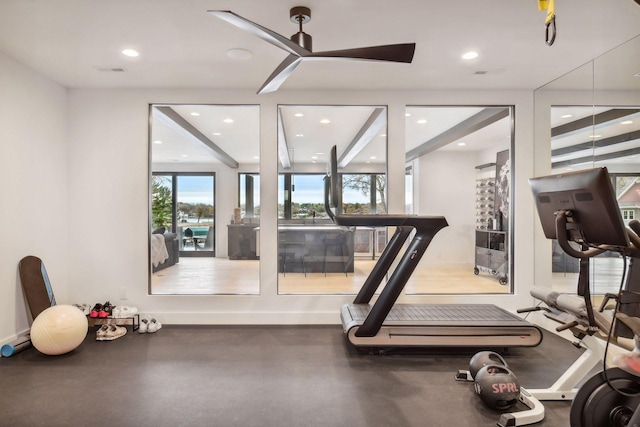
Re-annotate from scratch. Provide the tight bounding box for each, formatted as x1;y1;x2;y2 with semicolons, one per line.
279;231;306;276
322;231;349;276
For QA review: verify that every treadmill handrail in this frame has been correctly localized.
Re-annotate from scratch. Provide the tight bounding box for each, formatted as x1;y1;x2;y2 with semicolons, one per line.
324;145;449;338
355;216;448;337
353;226;413;304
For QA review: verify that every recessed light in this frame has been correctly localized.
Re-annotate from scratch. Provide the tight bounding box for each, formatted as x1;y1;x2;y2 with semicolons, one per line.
223;118;234;123
462;51;478;60
458;142;466;146
253;156;260;159
212;132;221;136
153;140;163;144
226;48;253;60
121;49;139;57
417;119;427;124
181;154;188;157
315;152;325;155
589;134;602;138
380;134;387;137
405;113;411;117
621;120;634;125
320;119;331;124
561;114;573;118
370;156;377;160
311;156;318;160
190;112;200;117
296;134;304;137
294;113;304;117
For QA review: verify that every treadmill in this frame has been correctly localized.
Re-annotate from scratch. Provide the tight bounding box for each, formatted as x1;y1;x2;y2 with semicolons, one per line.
325;146;542;350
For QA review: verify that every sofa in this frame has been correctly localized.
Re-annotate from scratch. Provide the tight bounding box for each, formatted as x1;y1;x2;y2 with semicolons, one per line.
152;229;180;272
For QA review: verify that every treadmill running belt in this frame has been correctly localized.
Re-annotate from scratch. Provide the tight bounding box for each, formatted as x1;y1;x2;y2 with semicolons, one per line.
346;304;524;323
341;303;543;348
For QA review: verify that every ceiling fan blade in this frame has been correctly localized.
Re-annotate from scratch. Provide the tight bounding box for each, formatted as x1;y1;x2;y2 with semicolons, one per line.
208;10;310;57
257;54;303;94
308;43;416;63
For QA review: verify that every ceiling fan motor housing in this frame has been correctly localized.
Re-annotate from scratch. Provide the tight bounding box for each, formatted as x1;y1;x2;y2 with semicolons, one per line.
291;32;312;50
290;6;312;51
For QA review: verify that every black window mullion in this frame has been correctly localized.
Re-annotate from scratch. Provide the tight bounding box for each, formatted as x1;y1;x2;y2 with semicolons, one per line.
171;174;178;233
246;175;254;217
284;173;292;219
370;174;377;214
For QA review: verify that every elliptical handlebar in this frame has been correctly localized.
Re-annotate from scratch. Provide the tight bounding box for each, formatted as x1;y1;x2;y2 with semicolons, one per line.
554;211;607;259
629;219;640;237
555;212;640;259
627;220;640;254
528;213;640;336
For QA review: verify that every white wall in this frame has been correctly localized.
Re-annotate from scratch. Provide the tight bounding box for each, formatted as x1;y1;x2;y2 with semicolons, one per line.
0;63;541;342
416;150;477;266
0;51;69;343
64;89;538;325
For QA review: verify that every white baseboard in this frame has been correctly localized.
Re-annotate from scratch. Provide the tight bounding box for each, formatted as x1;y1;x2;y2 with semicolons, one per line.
1;328;31;348
138;311;342;325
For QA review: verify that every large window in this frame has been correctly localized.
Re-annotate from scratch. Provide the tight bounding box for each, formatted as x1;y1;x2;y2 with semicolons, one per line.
277;172;385;219
149;104;260;295
278;173;329;220
276;105;388;294
548;105;640;295
534;35;640;296
404;106;515;294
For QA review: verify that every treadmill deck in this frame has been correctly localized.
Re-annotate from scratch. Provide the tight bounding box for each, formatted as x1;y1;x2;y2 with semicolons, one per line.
341;303;543;348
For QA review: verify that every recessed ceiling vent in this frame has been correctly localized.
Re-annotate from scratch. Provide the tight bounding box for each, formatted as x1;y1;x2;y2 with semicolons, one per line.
93;66;127;72
474;70;488;75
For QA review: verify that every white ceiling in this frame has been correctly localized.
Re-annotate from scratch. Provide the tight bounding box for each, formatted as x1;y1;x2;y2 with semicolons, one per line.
550;106;640;170
150;104;513;168
2;1;638;169
1;0;639;92
151;105;261;165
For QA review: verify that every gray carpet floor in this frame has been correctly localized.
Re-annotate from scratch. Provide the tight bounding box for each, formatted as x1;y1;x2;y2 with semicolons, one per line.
0;325;583;427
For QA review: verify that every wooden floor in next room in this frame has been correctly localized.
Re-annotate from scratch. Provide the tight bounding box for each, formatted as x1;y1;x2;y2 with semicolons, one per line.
151;257;512;294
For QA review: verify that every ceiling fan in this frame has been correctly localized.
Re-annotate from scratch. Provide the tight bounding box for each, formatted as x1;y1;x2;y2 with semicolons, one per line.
208;7;416;94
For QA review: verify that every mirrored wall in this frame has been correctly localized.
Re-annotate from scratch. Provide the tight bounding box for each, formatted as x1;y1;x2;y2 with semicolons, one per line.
535;35;640;294
149;104;260;295
276;105;387;294
404;106;515;294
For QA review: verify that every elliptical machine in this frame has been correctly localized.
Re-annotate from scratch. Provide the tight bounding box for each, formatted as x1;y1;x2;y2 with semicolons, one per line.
522;168;640;427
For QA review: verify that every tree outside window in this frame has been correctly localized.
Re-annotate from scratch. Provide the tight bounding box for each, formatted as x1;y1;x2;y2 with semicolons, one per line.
152;176;172;229
342;174;387;214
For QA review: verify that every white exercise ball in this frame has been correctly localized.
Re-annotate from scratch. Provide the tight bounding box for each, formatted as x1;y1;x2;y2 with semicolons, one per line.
30;305;88;355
